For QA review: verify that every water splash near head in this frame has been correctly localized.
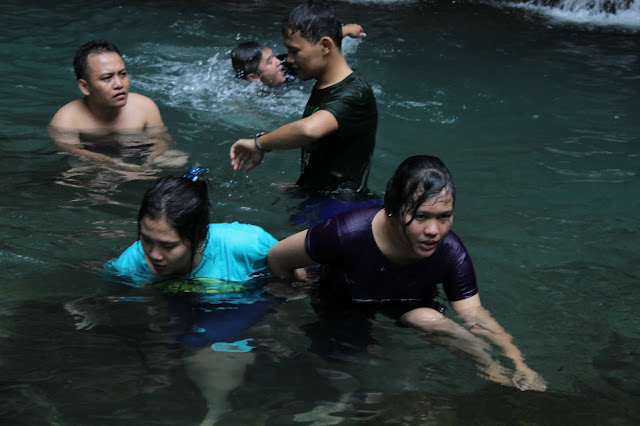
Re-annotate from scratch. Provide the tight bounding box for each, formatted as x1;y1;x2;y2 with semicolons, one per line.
131;44;310;130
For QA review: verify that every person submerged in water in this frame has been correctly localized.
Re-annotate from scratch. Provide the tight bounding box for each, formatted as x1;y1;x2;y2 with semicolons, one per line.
231;23;366;88
48;40;186;172
99;166;281;423
268;155;547;392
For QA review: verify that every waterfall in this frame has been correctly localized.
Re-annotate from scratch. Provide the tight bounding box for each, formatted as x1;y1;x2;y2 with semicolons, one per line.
530;0;637;14
505;0;640;26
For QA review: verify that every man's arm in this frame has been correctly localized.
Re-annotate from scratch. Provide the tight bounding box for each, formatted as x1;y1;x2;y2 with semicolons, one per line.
47;124;143;171
144;125;171;164
267;230;317;279
451;294;547;391
230;110;338;171
133;93;172;165
342;24;366;39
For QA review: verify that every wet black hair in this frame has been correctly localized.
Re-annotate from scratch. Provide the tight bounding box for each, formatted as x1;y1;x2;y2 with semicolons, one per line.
137;174;210;270
384;155;456;227
73;40;122;80
231;41;264;79
282;0;342;50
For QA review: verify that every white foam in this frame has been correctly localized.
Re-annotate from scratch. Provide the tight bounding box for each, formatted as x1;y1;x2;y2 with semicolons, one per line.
503;0;640;29
130;43;308;131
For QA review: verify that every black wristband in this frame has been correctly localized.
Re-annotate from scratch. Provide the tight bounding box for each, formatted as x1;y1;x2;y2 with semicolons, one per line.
254;132;271;152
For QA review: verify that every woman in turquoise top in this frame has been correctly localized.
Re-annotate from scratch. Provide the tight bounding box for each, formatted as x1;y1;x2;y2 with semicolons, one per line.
107;166;277;284
104;166;280;424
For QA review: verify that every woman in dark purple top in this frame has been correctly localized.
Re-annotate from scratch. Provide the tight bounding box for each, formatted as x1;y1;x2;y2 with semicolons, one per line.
305;205;478;304
269;155;547;392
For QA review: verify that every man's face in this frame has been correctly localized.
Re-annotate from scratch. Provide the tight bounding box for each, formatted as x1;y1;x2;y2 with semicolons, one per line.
139;216;193;276
257;47;285;87
80;52;130;108
400;190;454;260
283;30;324;81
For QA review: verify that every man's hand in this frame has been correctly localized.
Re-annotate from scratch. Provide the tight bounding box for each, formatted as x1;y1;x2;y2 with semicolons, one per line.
343;24;366;38
230;138;265;171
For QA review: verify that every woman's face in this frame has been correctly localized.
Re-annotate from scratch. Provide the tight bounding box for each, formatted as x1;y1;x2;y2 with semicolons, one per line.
139;215;193;276
398;189;454;261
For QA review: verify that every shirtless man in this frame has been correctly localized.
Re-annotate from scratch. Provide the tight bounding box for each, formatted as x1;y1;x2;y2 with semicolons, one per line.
49;40;180;171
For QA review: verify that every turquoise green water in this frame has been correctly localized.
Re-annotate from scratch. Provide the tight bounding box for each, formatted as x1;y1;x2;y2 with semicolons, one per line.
1;0;639;424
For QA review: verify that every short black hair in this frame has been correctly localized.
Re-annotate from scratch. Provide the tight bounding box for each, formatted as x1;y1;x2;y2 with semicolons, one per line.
73;40;122;80
282;0;342;50
384;155;456;227
231;41;264;79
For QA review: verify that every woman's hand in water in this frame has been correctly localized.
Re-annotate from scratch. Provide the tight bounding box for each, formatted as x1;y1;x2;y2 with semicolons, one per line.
64;297;109;330
512;366;547;392
230;138;265;171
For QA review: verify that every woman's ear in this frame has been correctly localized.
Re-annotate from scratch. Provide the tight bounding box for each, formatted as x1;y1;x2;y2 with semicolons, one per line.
246;73;261;82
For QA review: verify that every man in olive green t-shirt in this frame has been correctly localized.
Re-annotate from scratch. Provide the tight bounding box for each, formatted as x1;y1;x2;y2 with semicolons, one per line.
230;0;377;193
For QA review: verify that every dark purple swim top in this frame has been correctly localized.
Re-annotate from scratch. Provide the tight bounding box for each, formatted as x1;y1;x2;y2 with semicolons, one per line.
305;205;478;304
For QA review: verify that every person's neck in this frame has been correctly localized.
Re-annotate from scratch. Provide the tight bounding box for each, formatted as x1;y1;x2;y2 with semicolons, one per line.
84;97;121;125
315;56;353;90
190;251;203;273
372;210;418;265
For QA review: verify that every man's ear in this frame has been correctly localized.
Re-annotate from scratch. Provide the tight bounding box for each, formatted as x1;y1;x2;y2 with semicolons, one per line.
78;79;90;96
246;73;261;82
320;36;335;55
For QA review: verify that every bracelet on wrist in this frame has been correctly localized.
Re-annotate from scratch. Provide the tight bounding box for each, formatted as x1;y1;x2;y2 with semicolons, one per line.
254;132;271;153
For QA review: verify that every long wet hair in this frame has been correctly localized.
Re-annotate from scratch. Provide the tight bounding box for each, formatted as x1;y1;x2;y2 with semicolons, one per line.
384;155;456;227
231;41;264;79
282;0;343;50
137;171;210;269
73;40;122;80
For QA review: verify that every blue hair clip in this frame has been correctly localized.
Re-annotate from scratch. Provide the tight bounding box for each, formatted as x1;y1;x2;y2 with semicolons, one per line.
183;166;206;182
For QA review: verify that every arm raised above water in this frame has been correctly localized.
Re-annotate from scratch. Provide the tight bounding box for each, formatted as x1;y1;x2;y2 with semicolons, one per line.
230;110;339;171
342;24;366;39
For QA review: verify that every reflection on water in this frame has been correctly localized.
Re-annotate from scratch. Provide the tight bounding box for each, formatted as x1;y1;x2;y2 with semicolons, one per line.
593;332;640;397
49;125;188;168
50;126;189;202
56;164;158;195
369;385;640;424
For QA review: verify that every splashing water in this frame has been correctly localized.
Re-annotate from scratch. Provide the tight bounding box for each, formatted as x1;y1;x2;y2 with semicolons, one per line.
505;0;640;27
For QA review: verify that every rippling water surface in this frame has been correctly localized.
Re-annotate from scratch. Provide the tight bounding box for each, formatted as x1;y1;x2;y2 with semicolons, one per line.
1;0;639;424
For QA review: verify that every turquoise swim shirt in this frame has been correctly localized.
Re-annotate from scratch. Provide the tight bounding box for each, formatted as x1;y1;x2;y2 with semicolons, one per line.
105;222;277;284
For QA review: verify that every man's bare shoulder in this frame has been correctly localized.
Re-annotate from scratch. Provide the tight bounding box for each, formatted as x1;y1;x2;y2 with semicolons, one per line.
126;92;159;110
49;99;89;128
126;93;164;126
126;92;151;103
